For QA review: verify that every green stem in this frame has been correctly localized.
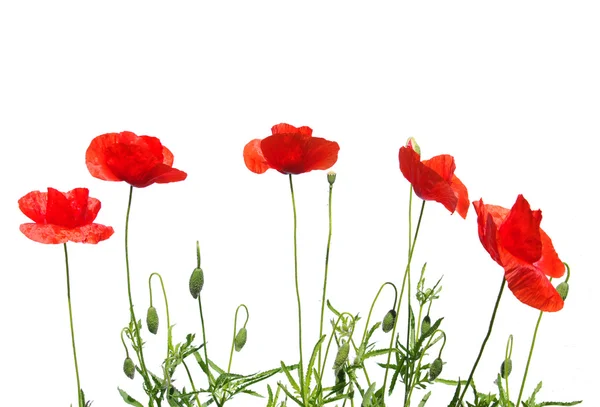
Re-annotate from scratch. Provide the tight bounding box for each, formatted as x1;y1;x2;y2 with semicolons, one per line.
458;276;506;404
382;195;426;394
63;244;83;407
288;174;305;401
124;185;153;401
504;334;513;403
318;181;334;377
361;282;398;344
149;273;172;398
182;359;202;407
516;310;544;407
406;330;446;404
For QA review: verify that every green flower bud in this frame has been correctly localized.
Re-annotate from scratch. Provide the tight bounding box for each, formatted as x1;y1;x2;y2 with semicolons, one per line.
327;171;337;186
429;357;443;381
146;306;159;334
556;282;569;301
382;309;396;333
406;137;421;156
421;315;431;336
500;359;512;379
123;357;135;380
333;341;350;372
189;267;204;299
335;368;346;395
234;327;247;351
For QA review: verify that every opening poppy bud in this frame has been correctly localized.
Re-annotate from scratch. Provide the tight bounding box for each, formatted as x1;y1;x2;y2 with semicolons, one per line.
234;327;247;351
189;267;204;299
556;282;569;301
382;310;396;333
327;171;337;186
421;315;431;336
333;341;350;372
123;357;135;380
335;368;346;395
500;359;512;379
406;137;421;156
146;306;159;334
429;357;443;381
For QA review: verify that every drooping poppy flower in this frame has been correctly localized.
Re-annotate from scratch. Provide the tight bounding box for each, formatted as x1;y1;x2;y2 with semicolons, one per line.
86;131;187;188
243;123;340;175
473;195;565;312
19;187;114;244
399;143;469;218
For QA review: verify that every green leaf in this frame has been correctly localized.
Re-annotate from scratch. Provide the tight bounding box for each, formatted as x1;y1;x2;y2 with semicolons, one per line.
118;388;144;407
361;383;377;407
305;335;326;391
277;382;303;406
280;361;301;393
418;391;432;407
327;300;342;318
446;380;461;407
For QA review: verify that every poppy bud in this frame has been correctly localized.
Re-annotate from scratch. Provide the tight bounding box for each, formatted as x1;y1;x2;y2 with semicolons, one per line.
556;282;569;301
333;341;350;372
335;368;346;395
189;267;204;299
429;357;443;381
123;357;135;379
146;306;159;334
382;310;396;333
327;171;337;186
421;315;431;336
406;137;421;156
234;327;247;351
500;359;512;379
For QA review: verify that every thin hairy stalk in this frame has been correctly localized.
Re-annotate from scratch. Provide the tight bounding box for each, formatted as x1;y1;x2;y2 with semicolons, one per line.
382;194;426;394
124;185;153;400
149;272;172;398
318;180;334;376
63;244;83;407
516;309;544;406
227;304;249;373
406;330;446;405
458;276;506;404
288;174;305;401
182;359;202;407
361;282;398;344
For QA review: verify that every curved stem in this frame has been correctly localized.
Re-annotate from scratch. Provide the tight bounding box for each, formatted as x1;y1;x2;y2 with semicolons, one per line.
382;194;426;394
121;328;131;358
458;276;506;404
63;244;83;407
320;312;356;376
124;185;153;399
504;334;513;403
318;182;334;377
516;309;544;407
288;174;305;399
361;282;398;345
406;330;446;404
227;304;249;373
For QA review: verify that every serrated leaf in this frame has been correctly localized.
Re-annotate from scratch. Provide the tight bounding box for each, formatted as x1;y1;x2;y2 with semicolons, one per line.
305;335;326;391
446;381;461;407
280;361;300;393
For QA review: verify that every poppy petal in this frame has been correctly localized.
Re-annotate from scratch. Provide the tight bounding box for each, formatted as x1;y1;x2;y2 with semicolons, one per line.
504;264;564;312
20;223;114;244
18;190;48;224
399;147;457;214
302;137;340;172
499;195;542;263
271;123;312;137
261;134;305;174
473;199;507;265
243;139;270;174
86;132;126;182
138;165;188;188
162;145;175;166
534;229;565;278
451;175;469;219
421;155;456;183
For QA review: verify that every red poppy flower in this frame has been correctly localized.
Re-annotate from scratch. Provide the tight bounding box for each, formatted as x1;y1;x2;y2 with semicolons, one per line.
244;123;340;175
19;188;114;244
473;195;565;312
86;131;187;188
399;145;469;218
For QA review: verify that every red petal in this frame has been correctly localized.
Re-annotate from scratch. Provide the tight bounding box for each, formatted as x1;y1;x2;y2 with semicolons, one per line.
46;188;91;228
19;223;114;244
137;165;188;188
18;190;48;223
499;195;542;263
301;137;340;172
504;264;564;312
162;145;175;166
399;147;457;213
472;199;508;265
534;229;565;278
86;132;128;182
451;175;469;219
271;123;312;137
243;139;270;174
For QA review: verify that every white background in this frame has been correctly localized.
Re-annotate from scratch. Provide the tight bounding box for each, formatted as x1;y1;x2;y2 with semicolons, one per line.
1;1;597;406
